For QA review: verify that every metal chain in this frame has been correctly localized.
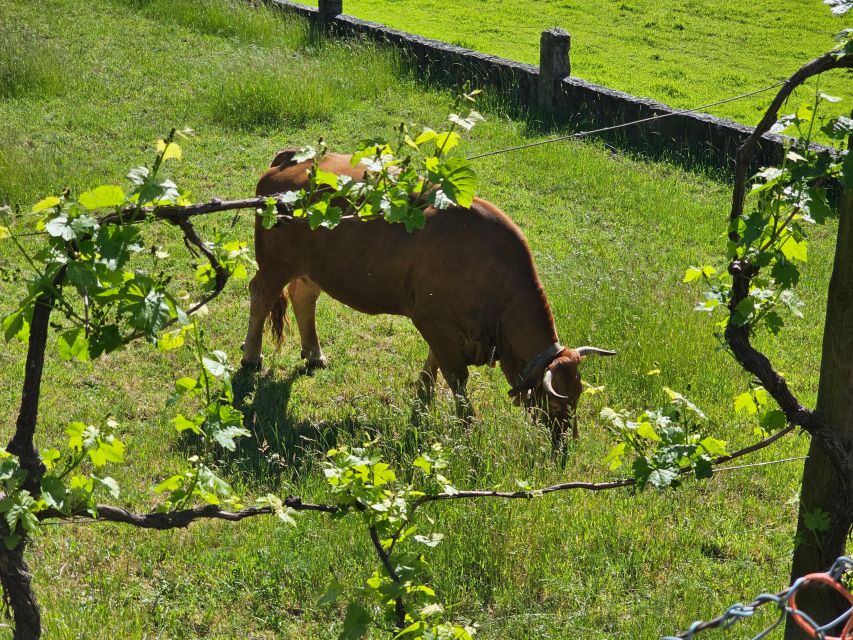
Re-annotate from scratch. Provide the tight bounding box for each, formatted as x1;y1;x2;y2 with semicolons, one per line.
664;557;853;640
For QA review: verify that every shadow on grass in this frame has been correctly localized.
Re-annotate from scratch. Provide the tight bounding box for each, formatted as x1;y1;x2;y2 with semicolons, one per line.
229;364;320;483
227;363;406;485
222;361;470;487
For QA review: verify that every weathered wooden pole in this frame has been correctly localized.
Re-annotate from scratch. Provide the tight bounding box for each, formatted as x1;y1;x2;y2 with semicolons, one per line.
538;28;571;121
317;0;342;18
784;121;853;639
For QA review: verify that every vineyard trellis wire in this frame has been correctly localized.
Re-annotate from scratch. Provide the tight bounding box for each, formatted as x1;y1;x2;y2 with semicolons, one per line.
665;556;853;640
465;80;789;160
8;76;806;234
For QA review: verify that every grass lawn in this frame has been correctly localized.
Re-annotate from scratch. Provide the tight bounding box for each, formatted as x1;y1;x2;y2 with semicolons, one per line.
0;0;845;638
300;0;850;130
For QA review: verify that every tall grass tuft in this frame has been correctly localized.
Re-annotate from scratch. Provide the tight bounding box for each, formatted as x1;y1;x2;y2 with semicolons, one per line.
323;39;400;105
208;39;401;131
210;57;335;130
0;140;53;205
0;28;63;100
119;0;305;49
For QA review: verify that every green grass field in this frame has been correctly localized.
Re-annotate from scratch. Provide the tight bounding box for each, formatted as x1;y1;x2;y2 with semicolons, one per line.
0;0;845;638
302;0;849;130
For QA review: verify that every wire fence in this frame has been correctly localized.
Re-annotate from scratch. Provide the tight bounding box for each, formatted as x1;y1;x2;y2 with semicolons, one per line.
665;556;853;640
6;77;791;240
7;79;794;239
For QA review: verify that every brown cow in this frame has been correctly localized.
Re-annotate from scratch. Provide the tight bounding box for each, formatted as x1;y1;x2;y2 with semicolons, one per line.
241;149;614;445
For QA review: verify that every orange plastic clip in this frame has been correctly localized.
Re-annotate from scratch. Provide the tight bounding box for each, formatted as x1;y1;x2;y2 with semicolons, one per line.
789;572;853;640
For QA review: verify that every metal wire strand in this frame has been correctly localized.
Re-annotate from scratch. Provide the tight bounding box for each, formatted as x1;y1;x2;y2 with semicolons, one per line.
4;80;789;245
466;80;787;160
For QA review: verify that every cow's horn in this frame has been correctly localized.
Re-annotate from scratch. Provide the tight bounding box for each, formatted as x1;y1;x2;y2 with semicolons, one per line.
575;346;616;357
542;369;569;400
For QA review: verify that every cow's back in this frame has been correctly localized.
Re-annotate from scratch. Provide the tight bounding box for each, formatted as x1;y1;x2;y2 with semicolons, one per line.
254;152;545;327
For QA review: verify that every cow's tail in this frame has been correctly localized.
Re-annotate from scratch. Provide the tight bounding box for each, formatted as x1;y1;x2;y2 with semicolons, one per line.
268;288;290;348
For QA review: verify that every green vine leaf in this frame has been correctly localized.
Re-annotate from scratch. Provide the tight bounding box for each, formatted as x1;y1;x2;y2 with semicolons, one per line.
804;508;831;532
78;185;126;210
156;139;182;162
57;328;90;362
340;602;372;640
31;196;61;213
427;156;477;209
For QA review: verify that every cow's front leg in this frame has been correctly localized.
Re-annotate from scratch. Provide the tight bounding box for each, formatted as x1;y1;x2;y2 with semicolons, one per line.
444;367;473;424
414;322;474;424
415;348;439;406
287;278;328;369
411;348;440;426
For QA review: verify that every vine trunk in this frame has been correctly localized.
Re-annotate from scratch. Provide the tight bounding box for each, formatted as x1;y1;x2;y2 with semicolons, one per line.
2;281;60;638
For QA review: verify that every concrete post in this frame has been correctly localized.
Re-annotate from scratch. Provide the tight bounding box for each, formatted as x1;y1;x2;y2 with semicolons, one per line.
538;28;571;119
318;0;342;18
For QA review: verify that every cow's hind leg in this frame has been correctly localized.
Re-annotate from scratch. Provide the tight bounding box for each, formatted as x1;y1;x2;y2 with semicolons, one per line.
288;278;328;369
241;270;290;368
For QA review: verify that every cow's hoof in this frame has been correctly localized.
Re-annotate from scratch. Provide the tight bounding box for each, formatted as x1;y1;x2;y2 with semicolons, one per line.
301;350;328;370
306;355;329;370
240;354;264;370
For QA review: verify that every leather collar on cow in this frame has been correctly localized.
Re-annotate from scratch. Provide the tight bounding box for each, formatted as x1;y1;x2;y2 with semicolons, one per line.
508;342;564;397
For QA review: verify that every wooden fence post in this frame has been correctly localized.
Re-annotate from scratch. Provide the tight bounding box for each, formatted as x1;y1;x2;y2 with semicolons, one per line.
538;28;571;120
318;0;342;18
784;116;853;639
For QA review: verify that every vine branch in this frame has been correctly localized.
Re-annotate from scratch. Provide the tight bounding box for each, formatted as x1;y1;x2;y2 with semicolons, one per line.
33;423;798;532
38;497;337;528
120;216;232;344
729;51;853;226
414;423;797;508
368;525;407;629
96;194;338;228
8;265;69;493
724;51;853;545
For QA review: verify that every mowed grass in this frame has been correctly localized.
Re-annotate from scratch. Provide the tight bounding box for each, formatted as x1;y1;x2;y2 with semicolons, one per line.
301;0;849;129
0;0;844;638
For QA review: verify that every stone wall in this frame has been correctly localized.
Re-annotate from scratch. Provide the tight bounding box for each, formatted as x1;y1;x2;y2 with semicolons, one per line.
265;0;814;170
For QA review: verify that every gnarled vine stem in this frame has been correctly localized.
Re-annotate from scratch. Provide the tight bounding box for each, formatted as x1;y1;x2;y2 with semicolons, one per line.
5;206;239;640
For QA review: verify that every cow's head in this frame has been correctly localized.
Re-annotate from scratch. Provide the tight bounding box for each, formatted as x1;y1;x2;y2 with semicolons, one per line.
511;346;615;448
